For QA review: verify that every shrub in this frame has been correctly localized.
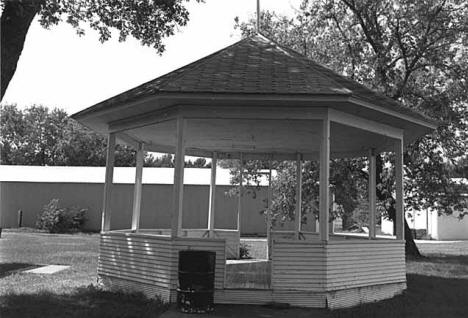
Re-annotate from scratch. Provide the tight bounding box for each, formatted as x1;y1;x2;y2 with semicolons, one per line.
239;242;251;259
36;199;87;233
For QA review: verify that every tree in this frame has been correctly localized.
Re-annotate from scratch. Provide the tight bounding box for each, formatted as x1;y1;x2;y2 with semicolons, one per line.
0;104;137;166
236;0;468;256
1;0;201;100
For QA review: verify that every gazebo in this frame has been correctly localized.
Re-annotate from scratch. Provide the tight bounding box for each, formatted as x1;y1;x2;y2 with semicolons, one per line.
72;34;436;309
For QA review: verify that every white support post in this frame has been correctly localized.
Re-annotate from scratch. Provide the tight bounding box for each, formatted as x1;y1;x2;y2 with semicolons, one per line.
295;154;302;239
368;148;376;239
208;152;217;237
395;138;405;240
237;154;244;233
131;142;144;232
319;118;330;241
171;118;186;238
102;133;116;232
267;161;273;259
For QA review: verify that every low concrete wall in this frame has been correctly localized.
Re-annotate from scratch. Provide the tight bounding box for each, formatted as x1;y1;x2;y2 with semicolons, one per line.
0;181;269;234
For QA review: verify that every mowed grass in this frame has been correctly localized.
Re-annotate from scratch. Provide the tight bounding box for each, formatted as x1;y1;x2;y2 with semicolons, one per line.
0;229;167;318
1;230;468;318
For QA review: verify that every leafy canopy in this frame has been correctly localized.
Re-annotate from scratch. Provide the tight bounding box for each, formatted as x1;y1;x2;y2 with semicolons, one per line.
38;0;201;53
234;0;467;254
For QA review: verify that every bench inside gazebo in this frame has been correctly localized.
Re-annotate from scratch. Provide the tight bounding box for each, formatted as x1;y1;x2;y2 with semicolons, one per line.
72;34;436;309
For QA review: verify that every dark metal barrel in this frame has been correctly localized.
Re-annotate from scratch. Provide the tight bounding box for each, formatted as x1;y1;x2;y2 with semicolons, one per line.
177;250;216;313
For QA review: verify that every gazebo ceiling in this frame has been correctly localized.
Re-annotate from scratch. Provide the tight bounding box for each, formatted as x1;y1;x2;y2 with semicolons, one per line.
72;33;437;157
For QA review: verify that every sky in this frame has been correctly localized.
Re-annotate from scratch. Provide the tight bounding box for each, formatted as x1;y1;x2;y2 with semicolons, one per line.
2;0;301;115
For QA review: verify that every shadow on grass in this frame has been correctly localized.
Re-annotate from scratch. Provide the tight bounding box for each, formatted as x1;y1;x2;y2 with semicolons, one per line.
0;285;168;318
418;255;468;265
0;263;40;278
331;274;468;318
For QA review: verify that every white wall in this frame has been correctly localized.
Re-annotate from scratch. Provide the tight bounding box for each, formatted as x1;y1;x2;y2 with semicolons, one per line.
435;210;468;240
381;208;468;240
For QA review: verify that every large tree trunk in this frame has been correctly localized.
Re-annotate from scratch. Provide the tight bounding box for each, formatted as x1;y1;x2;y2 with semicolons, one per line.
386;203;422;257
376;155;422;257
404;217;421;257
1;1;43;100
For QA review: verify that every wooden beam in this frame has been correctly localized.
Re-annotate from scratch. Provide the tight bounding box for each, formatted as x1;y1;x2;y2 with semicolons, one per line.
368;148;377;239
237;154;243;232
182;106;326;121
116;132;141;148
319;118;330;241
295;154;303;239
348;97;438;130
208;152;217;237
131;142;144;232
184;149;368;161
102;133;116;232
395;139;405;240
171;117;186;237
328;108;403;140
267;162;273;259
109;107;178;133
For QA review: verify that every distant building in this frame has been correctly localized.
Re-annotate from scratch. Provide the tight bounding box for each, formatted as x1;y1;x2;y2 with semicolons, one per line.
381;178;468;240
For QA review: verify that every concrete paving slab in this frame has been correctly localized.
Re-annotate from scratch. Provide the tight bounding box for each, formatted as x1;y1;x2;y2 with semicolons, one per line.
24;265;70;274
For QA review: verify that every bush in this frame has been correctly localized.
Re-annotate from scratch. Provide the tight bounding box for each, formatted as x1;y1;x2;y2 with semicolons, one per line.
36;199;87;233
239;242;251;259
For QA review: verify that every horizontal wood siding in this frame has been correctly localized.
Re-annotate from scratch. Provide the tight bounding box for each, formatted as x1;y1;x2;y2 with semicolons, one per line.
327;282;407;309
215;289;273;305
98;231;227;304
179;228;239;259
325;240;406;291
214;289;326;308
98;232;173;302
271;240;327;291
99;274;171;301
213;229;240;259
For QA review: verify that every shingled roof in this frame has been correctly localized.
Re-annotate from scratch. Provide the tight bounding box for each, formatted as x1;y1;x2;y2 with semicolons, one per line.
74;34;433;123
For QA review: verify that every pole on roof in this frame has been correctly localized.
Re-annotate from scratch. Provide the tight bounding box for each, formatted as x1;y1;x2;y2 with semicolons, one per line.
171;117;186;238
131;142;144;232
237;153;244;234
102;133;116;232
266;160;273;260
208;152;217;237
295;153;303;239
256;0;260;33
368;148;377;239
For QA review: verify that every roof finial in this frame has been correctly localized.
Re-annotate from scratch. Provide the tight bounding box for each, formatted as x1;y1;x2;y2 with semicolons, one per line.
256;0;261;33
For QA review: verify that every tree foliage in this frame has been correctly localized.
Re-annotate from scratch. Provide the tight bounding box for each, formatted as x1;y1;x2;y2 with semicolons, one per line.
1;0;201;99
0;104;211;168
235;0;468;255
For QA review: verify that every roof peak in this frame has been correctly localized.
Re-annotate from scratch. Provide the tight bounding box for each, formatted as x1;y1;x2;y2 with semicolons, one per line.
73;32;435;126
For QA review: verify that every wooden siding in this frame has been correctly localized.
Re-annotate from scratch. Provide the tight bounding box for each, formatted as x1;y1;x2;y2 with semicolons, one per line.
139;228;239;259
98;232;173;302
325;240;406;290
213;229;240;259
215;289;326;308
98;231;226;303
271;240;327;291
271;239;406;293
179;228;239;259
327;282;407;309
225;260;271;289
99;274;171;302
98;231;405;309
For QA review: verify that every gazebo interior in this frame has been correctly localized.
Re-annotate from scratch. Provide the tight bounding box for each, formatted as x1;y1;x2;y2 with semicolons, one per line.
72;34;436;309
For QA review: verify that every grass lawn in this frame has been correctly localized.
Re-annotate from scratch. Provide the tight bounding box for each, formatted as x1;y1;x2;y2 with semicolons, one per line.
0;229;166;318
1;229;468;318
